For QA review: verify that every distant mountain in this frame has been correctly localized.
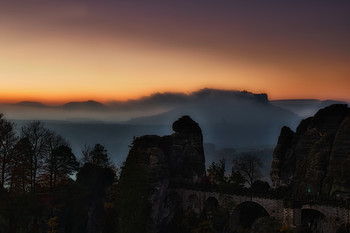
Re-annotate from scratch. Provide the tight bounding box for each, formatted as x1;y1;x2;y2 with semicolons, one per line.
14;101;48;108
271;99;348;117
127;89;301;148
5;90;348;162
107;92;189;111
60;100;108;111
4;90;348;121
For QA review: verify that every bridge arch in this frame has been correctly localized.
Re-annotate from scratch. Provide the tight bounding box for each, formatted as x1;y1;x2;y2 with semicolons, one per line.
229;201;269;232
202;197;219;220
301;208;326;233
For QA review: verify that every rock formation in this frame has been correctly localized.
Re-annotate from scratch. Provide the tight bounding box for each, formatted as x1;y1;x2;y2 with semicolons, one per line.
118;115;206;232
270;104;350;197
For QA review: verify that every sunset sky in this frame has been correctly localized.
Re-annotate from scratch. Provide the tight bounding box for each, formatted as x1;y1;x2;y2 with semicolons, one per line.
1;1;349;104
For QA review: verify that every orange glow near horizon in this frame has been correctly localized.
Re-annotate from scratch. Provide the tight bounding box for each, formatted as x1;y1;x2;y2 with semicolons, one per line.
1;36;349;105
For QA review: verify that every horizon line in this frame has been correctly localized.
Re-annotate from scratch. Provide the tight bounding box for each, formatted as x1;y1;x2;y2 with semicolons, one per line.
0;87;349;106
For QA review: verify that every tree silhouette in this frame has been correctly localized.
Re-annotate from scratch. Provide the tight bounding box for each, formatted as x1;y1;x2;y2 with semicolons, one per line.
43;131;70;191
9;137;32;193
232;153;263;187
82;143;111;168
0;114;17;189
0;116;121;232
228;169;245;188
46;145;79;191
21;121;50;191
207;159;227;185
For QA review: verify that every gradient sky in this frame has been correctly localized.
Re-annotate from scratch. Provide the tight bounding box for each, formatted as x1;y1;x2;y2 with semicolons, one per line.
1;0;349;104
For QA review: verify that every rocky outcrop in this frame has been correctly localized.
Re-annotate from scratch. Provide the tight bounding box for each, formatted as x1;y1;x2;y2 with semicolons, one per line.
270;126;295;187
130;115;205;185
118;115;206;232
270;104;350;197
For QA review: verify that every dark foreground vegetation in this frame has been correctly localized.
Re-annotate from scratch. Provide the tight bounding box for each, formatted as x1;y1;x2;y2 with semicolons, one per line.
0;113;271;233
0;114;119;232
1;108;350;233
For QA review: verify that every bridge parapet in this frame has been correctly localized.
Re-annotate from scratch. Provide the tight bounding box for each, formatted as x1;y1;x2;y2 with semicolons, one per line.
174;188;284;220
174;188;350;233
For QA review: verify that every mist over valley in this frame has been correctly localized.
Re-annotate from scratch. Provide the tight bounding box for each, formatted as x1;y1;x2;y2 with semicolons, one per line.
2;89;347;177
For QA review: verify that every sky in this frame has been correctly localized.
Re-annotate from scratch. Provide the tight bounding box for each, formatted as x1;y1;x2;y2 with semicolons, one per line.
1;0;349;104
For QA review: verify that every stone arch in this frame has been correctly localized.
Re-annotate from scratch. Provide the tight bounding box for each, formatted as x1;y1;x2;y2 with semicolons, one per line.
202;197;219;220
301;208;326;233
186;194;201;215
203;196;230;233
228;201;269;232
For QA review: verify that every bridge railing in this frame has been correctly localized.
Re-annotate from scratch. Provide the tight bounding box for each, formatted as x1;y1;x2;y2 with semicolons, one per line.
169;181;287;199
170;182;350;209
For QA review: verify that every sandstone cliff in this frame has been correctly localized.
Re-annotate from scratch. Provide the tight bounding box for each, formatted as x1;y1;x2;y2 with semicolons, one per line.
117;115;206;232
270;104;350;197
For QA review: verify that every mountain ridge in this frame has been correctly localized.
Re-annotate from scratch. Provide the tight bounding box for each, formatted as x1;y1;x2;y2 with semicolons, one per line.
2;88;347;117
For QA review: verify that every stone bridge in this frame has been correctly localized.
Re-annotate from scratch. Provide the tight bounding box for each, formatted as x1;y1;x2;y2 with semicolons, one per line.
174;189;350;232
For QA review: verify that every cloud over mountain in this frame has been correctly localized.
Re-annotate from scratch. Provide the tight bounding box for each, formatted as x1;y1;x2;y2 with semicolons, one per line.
127;89;299;147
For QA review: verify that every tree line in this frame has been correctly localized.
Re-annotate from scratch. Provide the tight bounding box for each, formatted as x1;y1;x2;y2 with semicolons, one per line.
0;113;118;233
206;153;270;193
0;114;114;194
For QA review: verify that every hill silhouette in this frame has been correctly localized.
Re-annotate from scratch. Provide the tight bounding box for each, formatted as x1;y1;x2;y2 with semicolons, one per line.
61;100;108;111
1;89;346;122
14;101;48;108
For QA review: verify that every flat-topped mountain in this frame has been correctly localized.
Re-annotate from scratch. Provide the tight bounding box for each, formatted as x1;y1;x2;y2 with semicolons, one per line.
271;104;350;198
